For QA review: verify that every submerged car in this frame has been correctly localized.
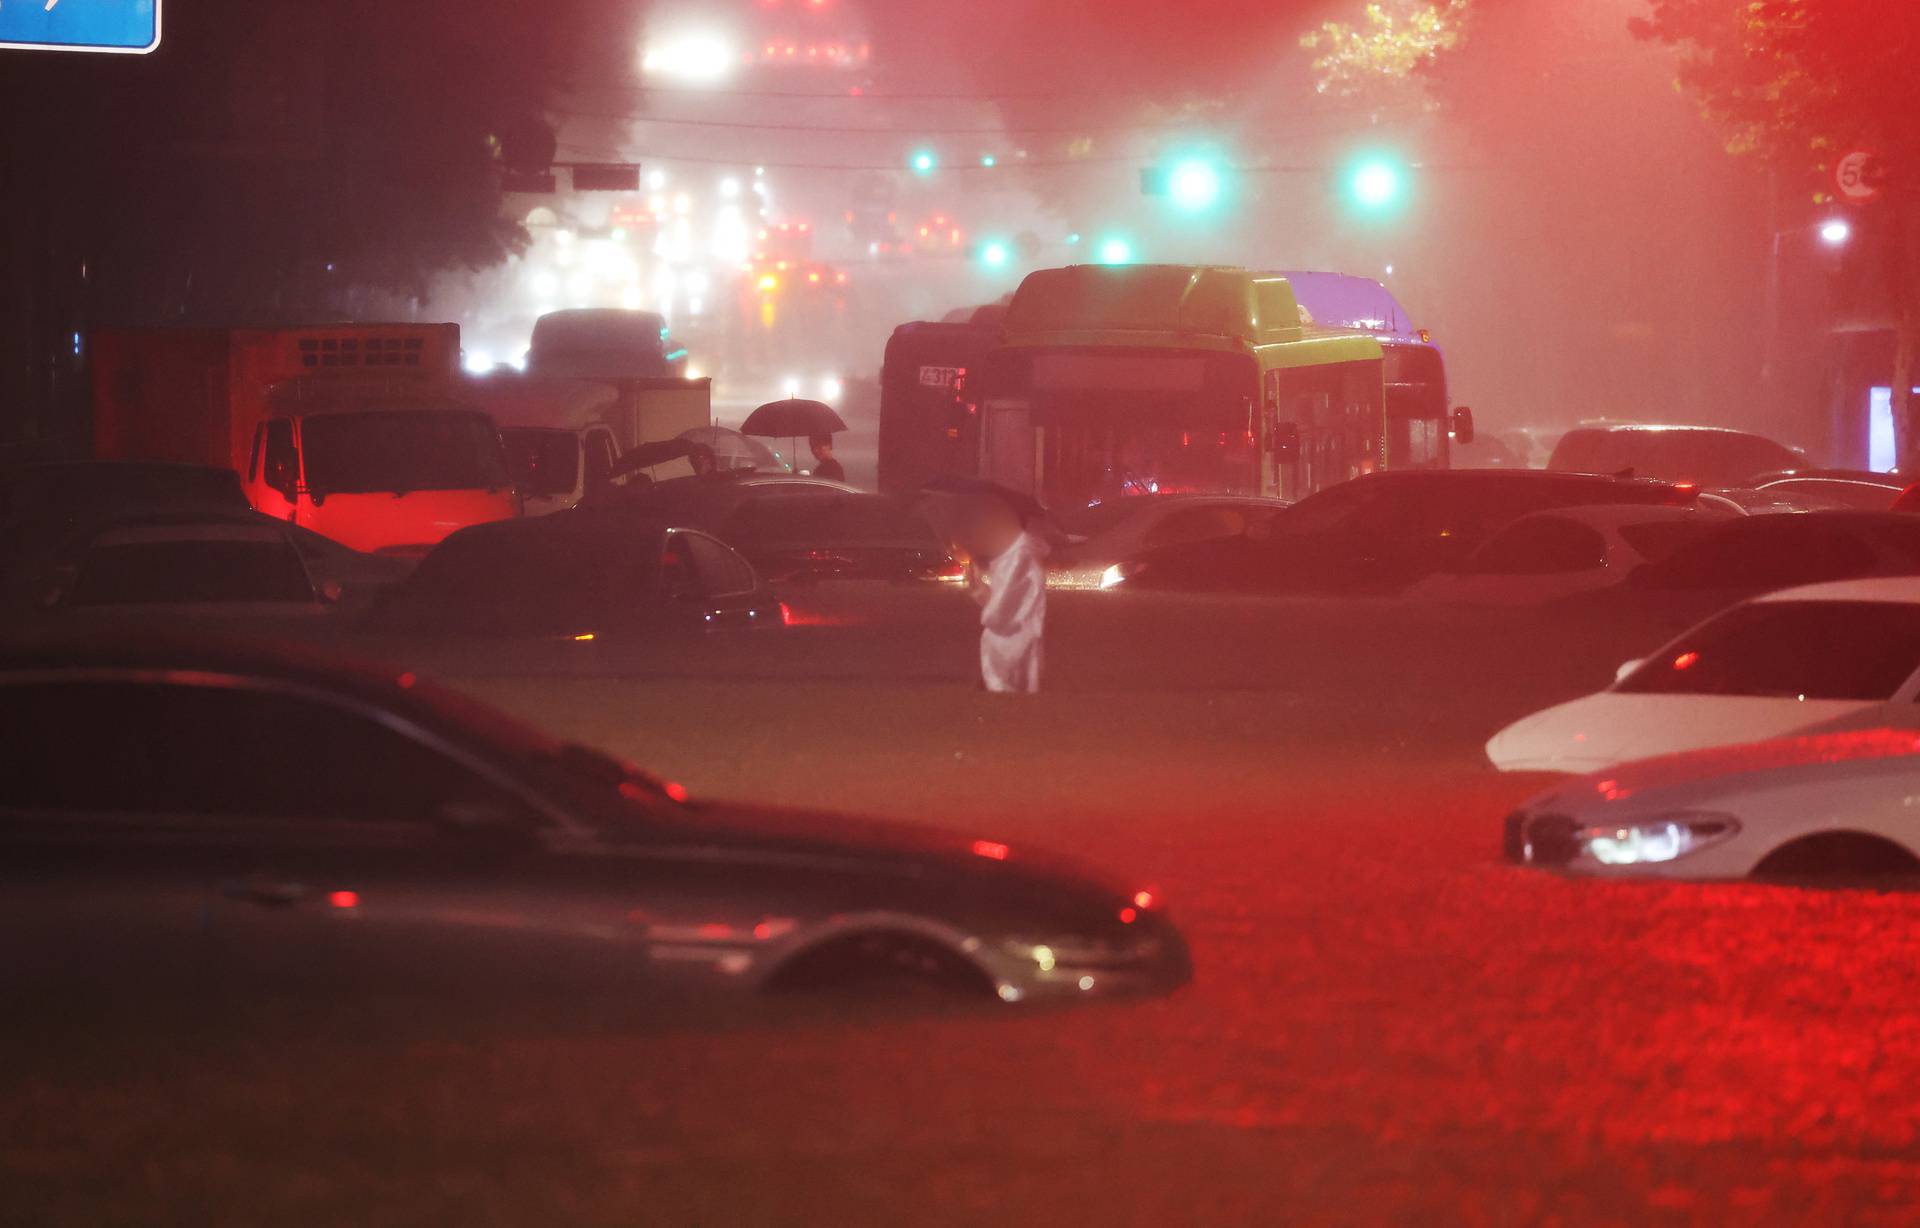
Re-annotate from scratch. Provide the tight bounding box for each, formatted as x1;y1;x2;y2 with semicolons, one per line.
366;512;781;638
1487;577;1920;773
1503;725;1920;882
1546;423;1804;488
0;634;1190;1004
1112;470;1695;595
614;473;957;584
1405;503;1729;607
38;515;331;620
1043;494;1291;589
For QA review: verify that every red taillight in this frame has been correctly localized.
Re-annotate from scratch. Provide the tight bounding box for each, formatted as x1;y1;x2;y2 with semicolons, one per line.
328;890;360;910
779;601;795;626
1118;907;1138;924
971;840;1009;861
664;781;689;803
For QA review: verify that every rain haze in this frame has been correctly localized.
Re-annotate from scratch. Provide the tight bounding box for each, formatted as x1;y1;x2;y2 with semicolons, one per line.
6;1;1920;1224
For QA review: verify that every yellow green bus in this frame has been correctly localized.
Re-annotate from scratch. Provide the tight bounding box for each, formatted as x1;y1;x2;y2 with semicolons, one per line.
975;264;1466;508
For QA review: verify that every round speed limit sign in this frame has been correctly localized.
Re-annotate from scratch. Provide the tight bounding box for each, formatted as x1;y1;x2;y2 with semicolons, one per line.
1836;150;1881;202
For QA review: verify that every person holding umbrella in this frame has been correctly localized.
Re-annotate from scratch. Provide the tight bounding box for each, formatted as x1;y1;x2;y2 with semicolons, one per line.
808;435;846;482
741;397;849;484
927;481;1050;694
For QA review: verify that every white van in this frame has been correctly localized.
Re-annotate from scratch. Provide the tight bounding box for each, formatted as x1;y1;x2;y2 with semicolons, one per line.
458;374;625;516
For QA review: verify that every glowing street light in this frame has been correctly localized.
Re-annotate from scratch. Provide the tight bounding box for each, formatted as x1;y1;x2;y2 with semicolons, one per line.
1820;218;1853;247
1168;158;1224;212
978;239;1012;269
910;149;938;175
1346;155;1409;215
1096;237;1135;265
641;33;736;82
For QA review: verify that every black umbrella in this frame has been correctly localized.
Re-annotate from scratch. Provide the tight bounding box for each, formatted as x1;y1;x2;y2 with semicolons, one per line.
740;398;848;439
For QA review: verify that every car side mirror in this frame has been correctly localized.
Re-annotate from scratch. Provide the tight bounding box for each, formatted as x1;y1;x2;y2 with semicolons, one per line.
1614;658;1645;684
1451;406;1476;446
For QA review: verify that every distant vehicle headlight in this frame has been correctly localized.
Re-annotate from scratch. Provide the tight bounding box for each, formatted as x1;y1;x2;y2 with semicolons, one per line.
1099;562;1138;591
1577;814;1739;866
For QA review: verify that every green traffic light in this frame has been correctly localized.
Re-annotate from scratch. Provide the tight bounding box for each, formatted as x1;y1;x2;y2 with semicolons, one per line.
1346;155;1408;214
979;240;1012;268
1096;237;1134;265
910;150;937;175
1168;158;1224;212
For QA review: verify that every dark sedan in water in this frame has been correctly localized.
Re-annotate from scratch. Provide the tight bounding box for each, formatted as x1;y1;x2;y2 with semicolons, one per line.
1110;470;1697;595
614;473;959;584
365;511;783;638
0;635;1189;1004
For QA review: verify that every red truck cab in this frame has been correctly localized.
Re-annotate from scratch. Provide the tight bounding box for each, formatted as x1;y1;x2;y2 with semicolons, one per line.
246;399;518;556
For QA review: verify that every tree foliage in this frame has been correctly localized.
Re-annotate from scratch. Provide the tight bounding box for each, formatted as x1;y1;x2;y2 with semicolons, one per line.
1633;1;1920;459
1300;1;1472;105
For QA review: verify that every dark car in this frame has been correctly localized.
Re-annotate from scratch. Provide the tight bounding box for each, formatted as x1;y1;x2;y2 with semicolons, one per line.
0;460;250;531
614;473;957;584
0;461;256;607
366;512;782;638
1545;423;1803;488
0;634;1190;1004
1559;511;1920;642
1111;470;1695;595
1047;494;1293;588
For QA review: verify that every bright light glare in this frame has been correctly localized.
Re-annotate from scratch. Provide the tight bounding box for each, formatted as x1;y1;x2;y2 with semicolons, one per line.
463;349;494;374
529;270;559;298
686;365;704;381
720;177;741;198
820;377;843;401
1169;159;1223;210
642;34;736;81
1096;237;1134;265
979;240;1011;268
1353;160;1403;209
782;375;802;397
910;150;937;174
1820;218;1853;247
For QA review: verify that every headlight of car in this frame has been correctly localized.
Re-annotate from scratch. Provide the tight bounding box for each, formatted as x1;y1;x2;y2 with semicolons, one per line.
1576;813;1739;866
1099;562;1139;591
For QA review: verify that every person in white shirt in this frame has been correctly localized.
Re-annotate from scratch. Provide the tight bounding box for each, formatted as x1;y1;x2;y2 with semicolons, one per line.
960;496;1049;693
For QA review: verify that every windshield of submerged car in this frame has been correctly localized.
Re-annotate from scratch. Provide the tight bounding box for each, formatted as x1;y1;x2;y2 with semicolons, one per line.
1617;600;1920;700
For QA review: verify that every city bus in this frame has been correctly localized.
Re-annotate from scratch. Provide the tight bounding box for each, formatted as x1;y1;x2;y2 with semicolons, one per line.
875;312;1002;494
974;265;1469;508
1275;270;1460;479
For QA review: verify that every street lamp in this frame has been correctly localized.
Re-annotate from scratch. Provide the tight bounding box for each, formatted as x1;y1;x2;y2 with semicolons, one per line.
1819;218;1853;247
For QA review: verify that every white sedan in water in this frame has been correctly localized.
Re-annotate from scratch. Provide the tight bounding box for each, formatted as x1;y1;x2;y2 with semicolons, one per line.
1485;577;1920;773
1502;722;1920;880
1404;503;1729;607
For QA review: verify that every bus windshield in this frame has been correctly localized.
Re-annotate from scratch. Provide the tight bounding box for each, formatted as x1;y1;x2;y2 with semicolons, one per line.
1014;348;1259;506
1385;343;1449;470
303;411;510;496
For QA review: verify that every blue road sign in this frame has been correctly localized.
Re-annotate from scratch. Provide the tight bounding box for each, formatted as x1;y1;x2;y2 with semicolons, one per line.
1;0;161;55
